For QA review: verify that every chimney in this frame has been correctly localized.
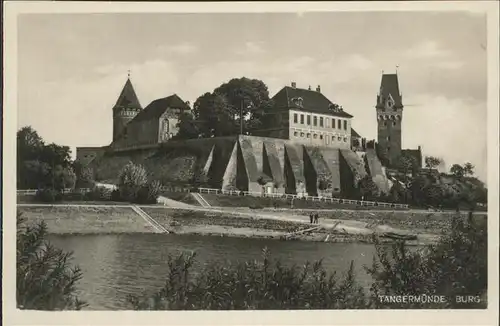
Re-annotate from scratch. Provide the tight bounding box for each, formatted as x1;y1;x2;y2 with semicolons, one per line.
291;82;296;88
316;85;321;93
308;85;311;90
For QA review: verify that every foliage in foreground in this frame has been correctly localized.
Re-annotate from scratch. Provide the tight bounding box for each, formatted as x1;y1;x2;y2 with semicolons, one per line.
16;213;86;310
367;212;487;308
128;248;368;310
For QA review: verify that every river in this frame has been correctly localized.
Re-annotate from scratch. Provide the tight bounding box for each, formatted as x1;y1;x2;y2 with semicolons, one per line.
48;234;378;310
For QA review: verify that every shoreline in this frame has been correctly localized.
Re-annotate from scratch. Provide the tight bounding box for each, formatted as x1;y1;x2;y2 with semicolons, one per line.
17;203;454;246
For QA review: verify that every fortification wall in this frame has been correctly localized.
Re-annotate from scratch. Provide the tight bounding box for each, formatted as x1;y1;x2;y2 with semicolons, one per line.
90;135;389;196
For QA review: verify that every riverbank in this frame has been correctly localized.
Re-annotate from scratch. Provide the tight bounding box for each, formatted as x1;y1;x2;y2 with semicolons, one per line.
16;203;474;245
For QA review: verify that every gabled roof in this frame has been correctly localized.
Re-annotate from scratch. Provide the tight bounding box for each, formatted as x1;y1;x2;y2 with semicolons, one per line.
272;86;353;118
377;74;403;108
351;128;361;138
114;78;142;109
131;94;191;122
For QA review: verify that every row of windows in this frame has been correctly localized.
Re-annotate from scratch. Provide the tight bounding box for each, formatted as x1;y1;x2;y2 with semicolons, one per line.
381;121;398;127
293;131;348;143
293;113;348;130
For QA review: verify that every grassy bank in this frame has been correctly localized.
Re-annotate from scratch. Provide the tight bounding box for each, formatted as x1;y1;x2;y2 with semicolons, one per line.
200;193;408;211
17;206;155;234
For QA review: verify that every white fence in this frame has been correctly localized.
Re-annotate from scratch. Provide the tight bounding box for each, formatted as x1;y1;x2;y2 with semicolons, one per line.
17;188;92;196
196;187;409;209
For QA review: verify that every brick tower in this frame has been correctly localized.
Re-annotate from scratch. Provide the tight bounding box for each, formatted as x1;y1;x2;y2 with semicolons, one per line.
112;75;142;142
376;73;403;166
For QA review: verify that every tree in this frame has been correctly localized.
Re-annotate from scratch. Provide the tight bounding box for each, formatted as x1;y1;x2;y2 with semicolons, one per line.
358;176;379;200
177;77;274;139
17;213;86;310
463;162;474;177
17;126;75;190
52;165;77;191
389;181;407;203
174;112;201;140
118;161;149;202
450;164;465;179
424;156;442;169
423;184;444;207
73;161;95;189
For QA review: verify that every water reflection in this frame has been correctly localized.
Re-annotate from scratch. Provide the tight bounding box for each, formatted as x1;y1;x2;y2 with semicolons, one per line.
48;234;377;310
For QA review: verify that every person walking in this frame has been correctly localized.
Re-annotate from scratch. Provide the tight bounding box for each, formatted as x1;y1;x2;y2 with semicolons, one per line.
309;213;313;224
315;213;320;224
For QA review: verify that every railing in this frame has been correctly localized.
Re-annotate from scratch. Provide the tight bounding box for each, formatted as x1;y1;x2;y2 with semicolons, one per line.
197;187;409;209
17;188;92;196
160;186;192;193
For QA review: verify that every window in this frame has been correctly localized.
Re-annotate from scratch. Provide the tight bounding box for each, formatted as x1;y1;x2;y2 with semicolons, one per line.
337;119;341;129
393;121;397;126
384;122;387;126
343;120;347;130
313;134;318;139
326;136;330;145
294;131;298;137
387;136;390;141
387;146;391;152
338;136;342;141
300;114;304;124
320;135;323;140
332;119;336;128
294;113;298;123
307;133;311;138
307;115;311;125
344;137;347;142
326;118;330;128
313;116;317;126
332;136;336;141
320;117;324;127
300;132;305;137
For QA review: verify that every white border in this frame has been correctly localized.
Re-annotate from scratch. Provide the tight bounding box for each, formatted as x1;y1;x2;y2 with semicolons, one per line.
3;2;499;325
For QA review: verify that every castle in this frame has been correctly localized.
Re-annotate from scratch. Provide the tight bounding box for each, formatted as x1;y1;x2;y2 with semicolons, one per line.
76;72;422;197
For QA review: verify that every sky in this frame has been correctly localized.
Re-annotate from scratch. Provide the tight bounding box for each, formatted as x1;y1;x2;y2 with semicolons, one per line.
17;11;487;181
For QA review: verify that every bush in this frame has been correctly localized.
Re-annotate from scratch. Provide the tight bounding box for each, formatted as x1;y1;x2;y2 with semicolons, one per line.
366;211;487;308
135;180;162;204
128;248;368;310
84;186;112;201
17;213;86;310
35;188;62;203
118;162;148;202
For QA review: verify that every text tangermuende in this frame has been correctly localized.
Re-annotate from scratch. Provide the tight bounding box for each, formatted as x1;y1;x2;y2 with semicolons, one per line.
378;294;447;304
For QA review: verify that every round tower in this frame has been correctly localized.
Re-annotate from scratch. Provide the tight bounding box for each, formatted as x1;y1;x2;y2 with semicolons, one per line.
112;75;142;142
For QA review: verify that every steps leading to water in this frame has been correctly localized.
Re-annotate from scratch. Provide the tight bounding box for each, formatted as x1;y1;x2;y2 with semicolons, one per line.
191;193;211;207
131;206;169;233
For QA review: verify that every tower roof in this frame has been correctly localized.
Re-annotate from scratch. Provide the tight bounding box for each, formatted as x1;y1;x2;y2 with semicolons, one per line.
377;73;403;108
114;78;142;109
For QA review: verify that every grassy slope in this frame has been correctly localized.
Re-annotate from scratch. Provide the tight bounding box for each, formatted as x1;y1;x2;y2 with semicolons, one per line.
17;206;154;234
200;193;407;211
159;191;200;206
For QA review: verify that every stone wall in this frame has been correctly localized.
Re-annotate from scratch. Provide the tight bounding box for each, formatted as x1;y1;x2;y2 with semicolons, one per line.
90;135;389;196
